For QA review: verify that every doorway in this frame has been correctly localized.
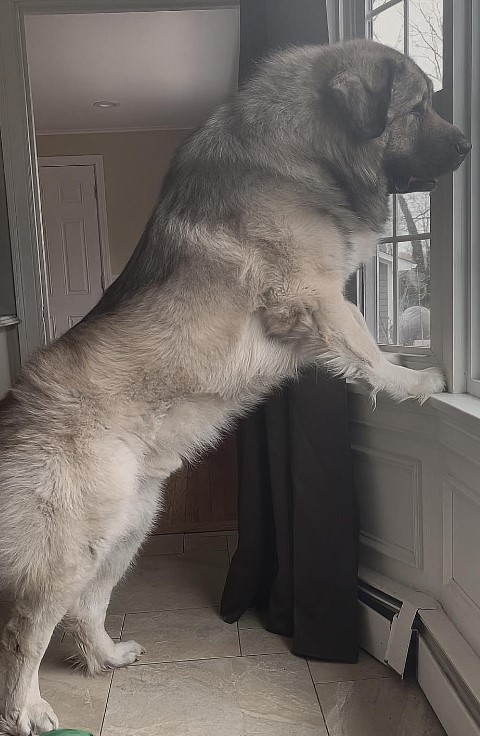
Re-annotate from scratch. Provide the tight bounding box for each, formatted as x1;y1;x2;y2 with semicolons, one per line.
38;156;111;338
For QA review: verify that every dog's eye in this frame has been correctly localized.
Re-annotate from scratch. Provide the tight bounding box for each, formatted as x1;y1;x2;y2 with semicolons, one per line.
410;103;424;118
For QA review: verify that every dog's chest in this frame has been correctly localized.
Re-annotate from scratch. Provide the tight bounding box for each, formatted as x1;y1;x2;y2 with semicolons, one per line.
345;230;379;276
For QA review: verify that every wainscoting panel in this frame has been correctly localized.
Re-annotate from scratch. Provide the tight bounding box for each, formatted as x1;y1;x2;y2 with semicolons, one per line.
352;444;423;569
442;475;480;656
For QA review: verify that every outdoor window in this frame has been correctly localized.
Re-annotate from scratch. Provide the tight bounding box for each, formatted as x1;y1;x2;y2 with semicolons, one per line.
365;0;443;349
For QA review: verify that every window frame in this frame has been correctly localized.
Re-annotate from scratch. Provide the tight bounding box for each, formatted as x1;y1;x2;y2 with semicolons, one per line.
341;0;475;392
467;0;480;398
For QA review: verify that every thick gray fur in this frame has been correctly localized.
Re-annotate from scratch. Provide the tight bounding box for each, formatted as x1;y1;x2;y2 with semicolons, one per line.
0;40;469;735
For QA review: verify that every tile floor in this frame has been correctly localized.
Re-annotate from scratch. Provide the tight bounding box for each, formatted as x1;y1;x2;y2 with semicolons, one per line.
0;531;447;736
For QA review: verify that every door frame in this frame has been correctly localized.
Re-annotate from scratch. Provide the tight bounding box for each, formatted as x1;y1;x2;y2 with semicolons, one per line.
38;155;113;340
0;0;238;362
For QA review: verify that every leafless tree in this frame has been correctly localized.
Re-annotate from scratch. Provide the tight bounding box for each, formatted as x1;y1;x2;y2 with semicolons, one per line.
409;0;442;87
395;1;442;318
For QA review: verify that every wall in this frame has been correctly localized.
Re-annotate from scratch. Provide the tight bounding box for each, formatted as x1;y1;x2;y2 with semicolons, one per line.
36;128;191;275
350;386;480;658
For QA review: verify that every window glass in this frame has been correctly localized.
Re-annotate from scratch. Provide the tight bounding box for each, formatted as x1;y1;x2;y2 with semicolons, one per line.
366;0;443;348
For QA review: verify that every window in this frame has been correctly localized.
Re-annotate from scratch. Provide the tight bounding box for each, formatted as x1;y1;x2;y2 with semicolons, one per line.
364;0;443;350
336;1;477;394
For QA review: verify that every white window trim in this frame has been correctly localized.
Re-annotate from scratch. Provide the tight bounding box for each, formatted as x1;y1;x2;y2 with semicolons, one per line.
436;0;470;395
467;0;480;398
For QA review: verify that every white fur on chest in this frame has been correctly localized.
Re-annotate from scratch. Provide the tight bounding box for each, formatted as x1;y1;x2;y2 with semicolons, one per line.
345;229;380;277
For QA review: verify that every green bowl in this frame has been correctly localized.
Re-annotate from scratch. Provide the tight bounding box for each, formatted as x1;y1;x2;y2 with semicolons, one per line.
41;730;95;736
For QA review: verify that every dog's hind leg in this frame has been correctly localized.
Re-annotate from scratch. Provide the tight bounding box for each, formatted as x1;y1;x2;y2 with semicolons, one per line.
65;541;144;675
0;596;66;736
65;478;161;675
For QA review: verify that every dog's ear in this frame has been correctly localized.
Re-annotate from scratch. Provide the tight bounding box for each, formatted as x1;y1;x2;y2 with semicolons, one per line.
327;61;395;140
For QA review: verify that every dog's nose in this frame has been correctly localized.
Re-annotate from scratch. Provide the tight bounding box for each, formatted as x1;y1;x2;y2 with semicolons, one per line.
456;138;472;157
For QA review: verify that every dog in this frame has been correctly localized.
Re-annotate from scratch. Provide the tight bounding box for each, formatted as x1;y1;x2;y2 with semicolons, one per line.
0;39;470;735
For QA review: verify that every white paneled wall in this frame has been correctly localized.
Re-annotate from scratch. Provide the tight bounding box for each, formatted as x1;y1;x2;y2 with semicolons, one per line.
353;444;423;569
349;385;480;659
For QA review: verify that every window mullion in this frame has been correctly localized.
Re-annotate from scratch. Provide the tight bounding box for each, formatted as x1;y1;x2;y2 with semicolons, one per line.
403;0;409;55
392;196;399;345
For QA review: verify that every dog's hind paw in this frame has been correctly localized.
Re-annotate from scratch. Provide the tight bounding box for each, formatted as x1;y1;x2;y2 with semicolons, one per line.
104;640;145;670
0;698;58;736
72;638;145;676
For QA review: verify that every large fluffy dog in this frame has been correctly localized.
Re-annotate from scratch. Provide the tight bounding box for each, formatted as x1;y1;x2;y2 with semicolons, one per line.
0;40;470;734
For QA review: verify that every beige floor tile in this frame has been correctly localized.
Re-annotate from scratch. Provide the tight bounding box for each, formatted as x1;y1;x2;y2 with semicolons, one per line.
142;533;184;556
308;649;393;683
237;607;264;629
102;653;327;736
239;627;292;656
108;550;229;614
184;532;227;553
62;613;124;644
227;532;238;560
39;643;112;734
122;606;240;663
316;676;446;736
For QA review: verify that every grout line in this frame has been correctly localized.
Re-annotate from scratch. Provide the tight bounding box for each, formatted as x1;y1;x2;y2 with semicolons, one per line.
125;653;244;667
118;613;126;640
312;678;330;736
108;604;225;616
99;670;115;736
129;651;298;667
236;622;243;657
112;605;224;617
308;661;331;735
311;672;396;686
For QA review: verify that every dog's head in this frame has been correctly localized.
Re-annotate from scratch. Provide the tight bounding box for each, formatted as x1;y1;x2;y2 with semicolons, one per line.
322;41;471;193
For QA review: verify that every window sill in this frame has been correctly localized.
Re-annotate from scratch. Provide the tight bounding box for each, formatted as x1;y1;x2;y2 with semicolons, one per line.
0;315;20;329
429;392;480;426
347;379;480;429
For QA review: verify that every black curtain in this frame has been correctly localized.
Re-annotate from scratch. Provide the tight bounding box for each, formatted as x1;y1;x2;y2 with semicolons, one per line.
220;0;359;663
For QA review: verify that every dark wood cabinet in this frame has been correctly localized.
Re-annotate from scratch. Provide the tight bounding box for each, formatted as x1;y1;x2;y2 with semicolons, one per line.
153;432;238;534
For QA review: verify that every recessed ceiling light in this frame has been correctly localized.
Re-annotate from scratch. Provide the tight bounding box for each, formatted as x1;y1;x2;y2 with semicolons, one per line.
92;101;120;108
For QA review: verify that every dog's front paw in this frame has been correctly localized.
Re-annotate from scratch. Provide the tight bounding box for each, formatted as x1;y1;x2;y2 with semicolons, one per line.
384;352;402;365
413;367;445;403
375;363;445;404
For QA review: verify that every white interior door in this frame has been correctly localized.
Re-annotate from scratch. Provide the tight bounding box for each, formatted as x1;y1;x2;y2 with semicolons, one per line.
39;163;105;339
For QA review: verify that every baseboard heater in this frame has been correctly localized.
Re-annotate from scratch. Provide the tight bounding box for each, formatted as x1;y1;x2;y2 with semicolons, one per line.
359;567;480;736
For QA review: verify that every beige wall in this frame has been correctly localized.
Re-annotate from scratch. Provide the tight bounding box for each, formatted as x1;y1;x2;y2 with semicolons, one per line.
36;129;191;275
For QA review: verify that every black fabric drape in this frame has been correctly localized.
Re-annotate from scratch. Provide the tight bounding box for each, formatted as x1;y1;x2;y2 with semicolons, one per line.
220;0;359;662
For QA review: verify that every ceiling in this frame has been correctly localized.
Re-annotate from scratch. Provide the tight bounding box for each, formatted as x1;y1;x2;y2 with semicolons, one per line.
25;9;239;134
